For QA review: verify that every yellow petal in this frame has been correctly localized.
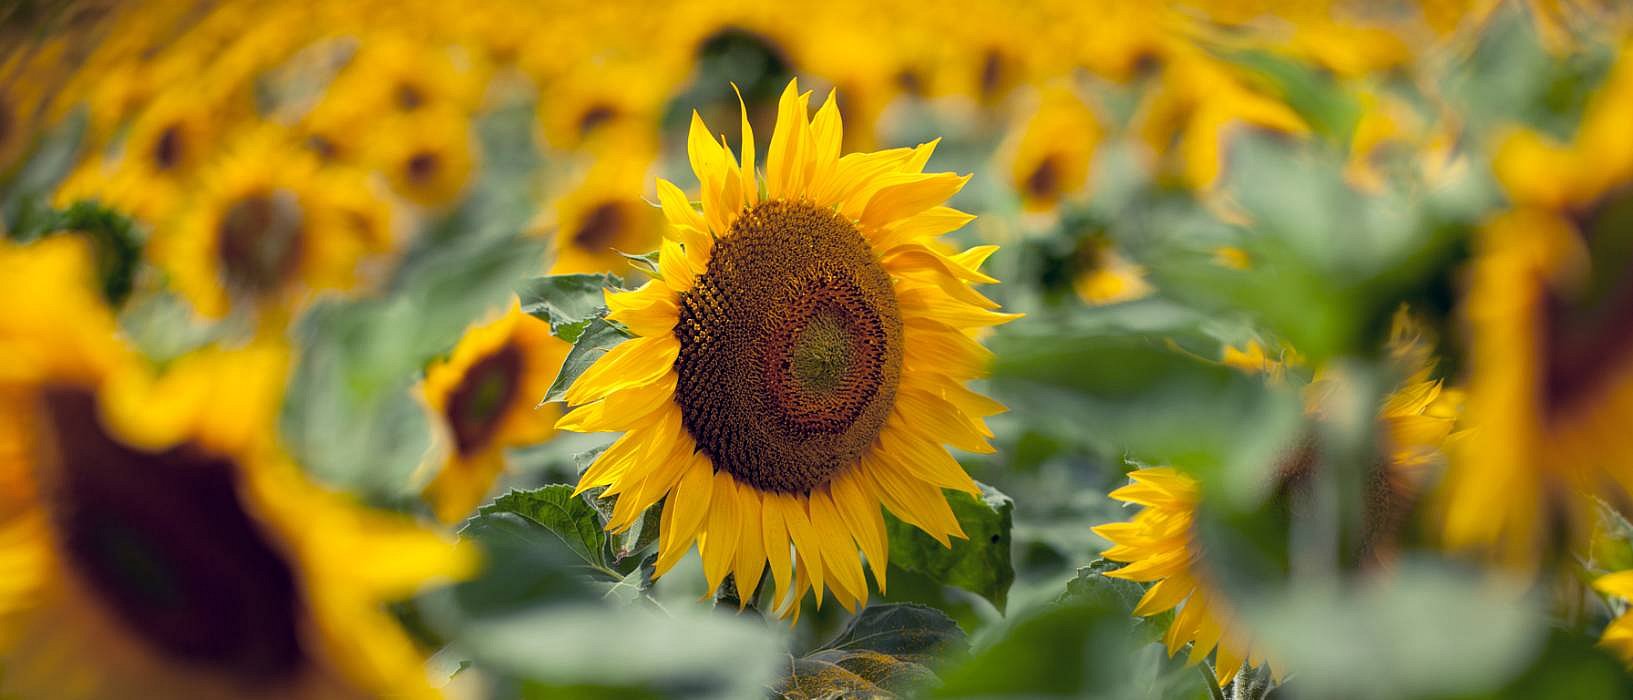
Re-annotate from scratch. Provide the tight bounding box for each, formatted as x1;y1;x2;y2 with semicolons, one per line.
732;481;767;603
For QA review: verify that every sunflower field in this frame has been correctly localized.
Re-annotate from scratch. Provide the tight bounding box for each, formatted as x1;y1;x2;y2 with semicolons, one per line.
9;0;1633;698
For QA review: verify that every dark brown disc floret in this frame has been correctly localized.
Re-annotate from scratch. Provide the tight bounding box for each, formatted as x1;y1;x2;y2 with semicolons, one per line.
673;200;902;494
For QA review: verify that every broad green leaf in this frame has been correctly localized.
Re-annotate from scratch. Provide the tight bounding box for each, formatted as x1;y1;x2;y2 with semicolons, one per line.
1063;560;1173;646
776;603;968;699
542;318;634;404
485;486;613;573
1249;560;1542;699
281;233;542;499
1219;49;1361;144
455;603;784;700
988;308;1303;511
933;593;1203;699
1;108;84;229
518;272;624;343
886;482;1015;612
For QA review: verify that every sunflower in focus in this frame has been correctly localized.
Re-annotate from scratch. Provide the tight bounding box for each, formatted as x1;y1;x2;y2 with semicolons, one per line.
556;79;1017;616
1441;48;1633;565
0;237;475;700
421;302;572;524
1094;467;1276;686
545;152;664;274
153;127;387;319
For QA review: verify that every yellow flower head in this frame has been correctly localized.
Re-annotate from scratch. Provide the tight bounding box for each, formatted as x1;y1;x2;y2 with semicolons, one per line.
154;126;387;319
421;302;573;524
1442;49;1633;566
365;105;478;208
1006;85;1102;213
1094;467;1277;687
0;237;475;700
1071;235;1152;307
557;78;1018;617
1134;47;1309;190
544;152;664;275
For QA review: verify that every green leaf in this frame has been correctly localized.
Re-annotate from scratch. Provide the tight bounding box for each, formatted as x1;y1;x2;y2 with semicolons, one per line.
885;482;1015;612
1;108;84;228
281;233;543;499
483;486;613;573
518;272;624;343
542;318;634;404
454;603;784;698
776;603;968;699
617;249;661;275
988;307;1303;510
1219;49;1361;144
1250;560;1542;698
933;593;1201;699
1063;560;1174;646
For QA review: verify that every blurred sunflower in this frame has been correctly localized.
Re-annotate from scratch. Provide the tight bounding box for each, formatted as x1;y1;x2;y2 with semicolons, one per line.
1595;570;1633;663
1133;47;1308;189
1099;312;1460;685
1070;234;1151;307
1441;50;1633;564
532;60;677;153
366;105;478;208
153;127;380;318
557;79;1016;616
0;237;475;700
544;152;663;274
421;302;572;524
1005;85;1101;213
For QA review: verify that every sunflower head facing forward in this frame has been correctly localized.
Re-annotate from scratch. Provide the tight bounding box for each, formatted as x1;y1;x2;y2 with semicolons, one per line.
556;79;1018;617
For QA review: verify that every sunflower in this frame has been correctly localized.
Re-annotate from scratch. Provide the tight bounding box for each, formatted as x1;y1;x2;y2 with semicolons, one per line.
1132;47;1309;190
421;302;572;524
153;127;381;319
1595;569;1633;664
531;59;678;153
556;79;1017;616
365;105;478;208
1094;467;1275;687
544;152;664;274
1070;234;1152;307
1098;311;1461;686
0;236;475;700
1005;85;1102;213
1440;48;1633;565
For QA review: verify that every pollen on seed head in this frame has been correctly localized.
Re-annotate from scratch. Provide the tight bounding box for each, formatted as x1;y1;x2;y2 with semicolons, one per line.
672;200;903;494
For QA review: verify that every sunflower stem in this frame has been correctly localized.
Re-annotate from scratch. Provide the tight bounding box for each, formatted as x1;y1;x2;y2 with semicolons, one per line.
1199;662;1226;700
713;574;759;616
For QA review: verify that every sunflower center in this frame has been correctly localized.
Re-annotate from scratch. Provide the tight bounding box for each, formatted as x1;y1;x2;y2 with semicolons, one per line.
153;123;183;171
218;190;304;295
572;202;628;253
40;389;304;682
577;103;618;136
407;151;441;183
674;200;902;494
1025;154;1061;200
446;343;522;454
1543;191;1633;418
